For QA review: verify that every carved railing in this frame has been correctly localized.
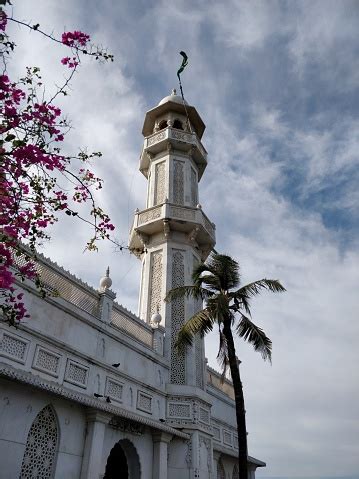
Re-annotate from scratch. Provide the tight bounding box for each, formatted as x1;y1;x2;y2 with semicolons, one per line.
144;127;207;159
12;250;99;317
111;306;153;347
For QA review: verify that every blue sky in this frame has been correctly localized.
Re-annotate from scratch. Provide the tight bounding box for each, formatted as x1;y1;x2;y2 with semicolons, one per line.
7;1;359;477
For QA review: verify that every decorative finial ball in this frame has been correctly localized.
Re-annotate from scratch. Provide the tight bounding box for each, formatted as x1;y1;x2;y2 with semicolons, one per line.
99;267;112;290
196;203;202;209
172;88;177;95
151;311;162;327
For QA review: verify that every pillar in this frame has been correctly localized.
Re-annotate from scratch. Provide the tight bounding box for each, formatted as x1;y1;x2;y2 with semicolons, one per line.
152;431;173;479
80;410;111;479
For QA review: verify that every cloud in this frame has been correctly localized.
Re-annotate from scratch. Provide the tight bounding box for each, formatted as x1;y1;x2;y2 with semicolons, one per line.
7;0;359;476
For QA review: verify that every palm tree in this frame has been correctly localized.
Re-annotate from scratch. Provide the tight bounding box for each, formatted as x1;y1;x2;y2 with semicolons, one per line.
165;252;285;479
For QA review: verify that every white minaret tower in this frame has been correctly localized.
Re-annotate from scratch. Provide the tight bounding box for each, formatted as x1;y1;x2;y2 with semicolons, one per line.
129;89;215;386
129;90;216;477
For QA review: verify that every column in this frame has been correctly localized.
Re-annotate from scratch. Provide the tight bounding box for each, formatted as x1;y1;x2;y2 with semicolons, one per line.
152;431;173;479
80;410;111;479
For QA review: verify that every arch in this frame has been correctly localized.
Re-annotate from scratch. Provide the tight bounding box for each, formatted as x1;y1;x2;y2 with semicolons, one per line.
173;119;183;130
217;458;225;479
20;404;59;479
158;120;168;130
104;439;141;479
232;463;239;479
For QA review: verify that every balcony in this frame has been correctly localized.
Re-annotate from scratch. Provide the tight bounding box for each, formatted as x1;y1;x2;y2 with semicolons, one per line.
139;127;208;179
129;202;216;256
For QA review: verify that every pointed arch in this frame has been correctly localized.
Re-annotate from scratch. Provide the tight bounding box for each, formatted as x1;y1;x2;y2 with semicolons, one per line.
20;404;59;479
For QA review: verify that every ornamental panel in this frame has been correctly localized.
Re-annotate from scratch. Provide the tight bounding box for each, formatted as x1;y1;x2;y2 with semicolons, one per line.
223;430;233;446
173;160;184;205
148;251;163;320
212;426;221;441
0;332;28;363
32;346;61;377
154;161;166;205
170;250;186;384
64;359;88;388
106;378;123;402
20;405;59;479
199;407;210;424
190;167;198;206
168;402;191;419
136;391;152;413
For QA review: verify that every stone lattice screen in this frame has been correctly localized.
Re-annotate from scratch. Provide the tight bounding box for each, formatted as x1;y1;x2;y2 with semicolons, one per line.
12;250;153;349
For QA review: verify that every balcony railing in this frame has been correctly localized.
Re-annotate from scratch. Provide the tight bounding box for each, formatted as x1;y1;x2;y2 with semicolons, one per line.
144;127;207;160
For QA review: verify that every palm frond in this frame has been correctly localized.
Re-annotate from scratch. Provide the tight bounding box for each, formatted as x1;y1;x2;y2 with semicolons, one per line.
164;285;203;303
175;308;215;348
236;314;272;362
237;279;285;296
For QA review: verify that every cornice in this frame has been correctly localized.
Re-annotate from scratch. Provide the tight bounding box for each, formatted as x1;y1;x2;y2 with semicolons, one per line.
0;362;189;440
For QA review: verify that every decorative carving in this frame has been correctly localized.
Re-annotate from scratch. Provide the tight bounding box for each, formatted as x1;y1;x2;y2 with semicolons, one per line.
223;430;232;446
154;161;166;205
109;417;145;435
163;219;170;238
173;160;184;205
212;426;221;441
138;207;161;225
149;251;163;321
170;250;186;384
185;438;192;467
33;347;60;376
137;391;152;413
168;402;191;418
20;405;59;479
170;206;196;221
64;360;88;387
188;225;200;243
191;167;198;206
0;332;28;362
199;407;210;424
106;378;123;402
147;130;166;146
199;435;212;472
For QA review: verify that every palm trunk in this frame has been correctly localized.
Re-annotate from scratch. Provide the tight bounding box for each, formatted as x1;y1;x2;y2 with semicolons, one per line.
223;318;248;479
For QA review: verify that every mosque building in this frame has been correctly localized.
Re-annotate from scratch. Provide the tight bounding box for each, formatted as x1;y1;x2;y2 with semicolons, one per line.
0;90;265;478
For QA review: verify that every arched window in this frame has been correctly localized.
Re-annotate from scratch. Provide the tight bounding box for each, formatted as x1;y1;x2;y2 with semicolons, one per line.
217;459;225;479
20;404;59;479
173;119;183;130
158;120;168;130
232;463;239;479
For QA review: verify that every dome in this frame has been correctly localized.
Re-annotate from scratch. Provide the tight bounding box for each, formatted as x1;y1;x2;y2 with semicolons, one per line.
99;267;112;291
158;88;188;106
151;311;162;327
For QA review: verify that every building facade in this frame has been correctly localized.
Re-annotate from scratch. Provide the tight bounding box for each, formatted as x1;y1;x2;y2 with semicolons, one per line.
0;91;265;478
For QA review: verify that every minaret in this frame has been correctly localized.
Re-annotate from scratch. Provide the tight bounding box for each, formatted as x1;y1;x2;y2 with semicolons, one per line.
129;89;215;390
129;90;216;477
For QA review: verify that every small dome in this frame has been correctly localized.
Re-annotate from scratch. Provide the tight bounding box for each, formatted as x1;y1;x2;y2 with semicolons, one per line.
99;267;112;291
151;311;162;326
158;88;188;106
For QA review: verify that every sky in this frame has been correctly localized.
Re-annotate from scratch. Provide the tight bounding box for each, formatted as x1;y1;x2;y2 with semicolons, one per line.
6;1;359;477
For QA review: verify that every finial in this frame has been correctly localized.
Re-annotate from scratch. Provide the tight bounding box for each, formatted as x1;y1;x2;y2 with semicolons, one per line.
99;266;112;291
172;88;177;95
151;306;162;328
